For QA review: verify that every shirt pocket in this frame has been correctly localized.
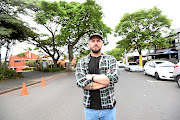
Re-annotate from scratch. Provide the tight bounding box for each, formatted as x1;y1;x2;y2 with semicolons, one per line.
99;60;109;74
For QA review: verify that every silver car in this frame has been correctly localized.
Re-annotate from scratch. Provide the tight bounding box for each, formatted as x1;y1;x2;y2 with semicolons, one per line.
173;62;180;87
124;62;144;72
117;61;125;68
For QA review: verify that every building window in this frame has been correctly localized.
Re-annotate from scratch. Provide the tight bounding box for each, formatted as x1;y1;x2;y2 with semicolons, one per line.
14;60;21;62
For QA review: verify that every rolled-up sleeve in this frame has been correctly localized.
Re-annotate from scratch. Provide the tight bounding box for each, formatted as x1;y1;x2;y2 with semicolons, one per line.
105;56;120;84
75;58;92;88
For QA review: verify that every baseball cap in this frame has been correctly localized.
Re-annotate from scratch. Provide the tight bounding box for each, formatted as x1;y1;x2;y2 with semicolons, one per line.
89;33;103;40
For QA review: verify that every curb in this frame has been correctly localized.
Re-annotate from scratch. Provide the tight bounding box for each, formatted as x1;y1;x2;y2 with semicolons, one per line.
0;81;42;95
0;72;74;96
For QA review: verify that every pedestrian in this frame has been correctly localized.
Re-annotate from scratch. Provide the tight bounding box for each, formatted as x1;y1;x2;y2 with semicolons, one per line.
75;33;120;120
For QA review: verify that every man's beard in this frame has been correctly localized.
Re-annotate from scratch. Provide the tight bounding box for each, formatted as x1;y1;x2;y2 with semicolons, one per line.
91;48;101;53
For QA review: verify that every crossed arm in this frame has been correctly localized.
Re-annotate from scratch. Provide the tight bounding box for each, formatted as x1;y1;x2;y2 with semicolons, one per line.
84;74;110;90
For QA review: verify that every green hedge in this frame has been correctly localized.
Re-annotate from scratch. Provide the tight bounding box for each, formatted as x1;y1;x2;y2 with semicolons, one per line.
0;68;24;81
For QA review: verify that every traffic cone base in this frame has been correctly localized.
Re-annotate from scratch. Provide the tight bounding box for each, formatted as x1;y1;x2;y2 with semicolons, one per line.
20;92;29;96
20;82;29;96
41;77;46;87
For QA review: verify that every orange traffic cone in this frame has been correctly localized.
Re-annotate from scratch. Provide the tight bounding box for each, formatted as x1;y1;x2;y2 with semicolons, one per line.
20;82;29;96
40;77;46;87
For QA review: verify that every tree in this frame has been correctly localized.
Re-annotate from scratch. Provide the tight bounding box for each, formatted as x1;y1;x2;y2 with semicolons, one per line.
0;0;40;38
115;7;174;66
32;1;67;68
105;48;124;61
24;60;36;67
58;0;112;71
0;0;39;68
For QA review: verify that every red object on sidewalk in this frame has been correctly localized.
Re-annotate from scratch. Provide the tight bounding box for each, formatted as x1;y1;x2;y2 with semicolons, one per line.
40;77;46;87
20;82;29;96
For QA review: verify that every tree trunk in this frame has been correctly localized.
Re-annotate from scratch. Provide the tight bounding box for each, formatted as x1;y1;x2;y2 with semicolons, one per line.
0;36;2;68
0;46;1;68
53;58;57;68
7;51;13;68
154;45;157;53
66;45;74;72
4;41;10;68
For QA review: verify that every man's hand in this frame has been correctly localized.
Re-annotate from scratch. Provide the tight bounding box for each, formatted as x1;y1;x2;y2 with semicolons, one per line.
84;82;107;90
85;74;93;80
93;74;110;85
84;74;110;90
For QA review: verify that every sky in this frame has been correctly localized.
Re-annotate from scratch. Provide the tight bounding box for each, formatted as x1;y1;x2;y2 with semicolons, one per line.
2;0;180;59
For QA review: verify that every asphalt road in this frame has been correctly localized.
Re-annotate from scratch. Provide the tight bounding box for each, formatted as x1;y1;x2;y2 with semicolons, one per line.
0;68;180;120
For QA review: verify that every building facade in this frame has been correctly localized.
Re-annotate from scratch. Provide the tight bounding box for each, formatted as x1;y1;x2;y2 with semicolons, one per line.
125;28;180;64
9;51;40;71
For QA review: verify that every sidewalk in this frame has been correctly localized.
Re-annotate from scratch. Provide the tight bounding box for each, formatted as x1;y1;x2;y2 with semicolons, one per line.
0;70;72;95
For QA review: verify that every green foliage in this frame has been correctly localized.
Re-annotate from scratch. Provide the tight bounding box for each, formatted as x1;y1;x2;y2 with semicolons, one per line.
0;0;39;44
33;1;67;68
0;68;24;81
1;0;40;13
33;0;112;70
17;72;24;78
115;7;174;54
58;0;112;43
17;53;26;57
105;48;124;61
57;0;112;63
39;67;65;72
24;60;36;67
0;13;38;41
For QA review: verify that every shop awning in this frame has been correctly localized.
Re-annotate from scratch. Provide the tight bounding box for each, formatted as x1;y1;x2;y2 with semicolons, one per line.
161;50;178;54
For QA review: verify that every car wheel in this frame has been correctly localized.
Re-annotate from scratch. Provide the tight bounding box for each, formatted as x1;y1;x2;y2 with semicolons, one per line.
155;72;160;80
176;76;180;87
129;68;132;72
144;70;147;75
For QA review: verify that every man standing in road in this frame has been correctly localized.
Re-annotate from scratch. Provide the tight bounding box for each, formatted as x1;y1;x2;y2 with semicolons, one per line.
75;33;120;120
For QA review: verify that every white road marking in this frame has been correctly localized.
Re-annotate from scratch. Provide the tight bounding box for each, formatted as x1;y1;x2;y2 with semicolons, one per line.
147;80;165;83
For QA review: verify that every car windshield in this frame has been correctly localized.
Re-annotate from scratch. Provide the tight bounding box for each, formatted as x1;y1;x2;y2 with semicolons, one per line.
129;63;137;65
155;62;174;67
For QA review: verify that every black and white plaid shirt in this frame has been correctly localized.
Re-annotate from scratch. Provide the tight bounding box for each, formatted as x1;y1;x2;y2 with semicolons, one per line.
75;53;120;109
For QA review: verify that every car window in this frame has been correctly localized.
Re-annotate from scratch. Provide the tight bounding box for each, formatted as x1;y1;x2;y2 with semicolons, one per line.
157;62;174;67
145;62;149;66
150;62;155;67
129;63;137;65
155;62;164;64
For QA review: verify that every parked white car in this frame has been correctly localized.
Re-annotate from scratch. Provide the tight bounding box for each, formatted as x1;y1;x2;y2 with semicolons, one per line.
173;61;180;87
117;61;125;68
144;60;175;80
124;62;144;72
